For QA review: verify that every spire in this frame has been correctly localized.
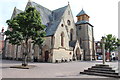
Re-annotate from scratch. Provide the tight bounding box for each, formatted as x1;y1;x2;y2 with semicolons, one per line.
76;8;89;22
76;9;87;17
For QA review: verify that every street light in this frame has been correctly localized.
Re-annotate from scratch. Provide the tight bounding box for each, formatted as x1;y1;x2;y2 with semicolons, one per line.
101;36;106;65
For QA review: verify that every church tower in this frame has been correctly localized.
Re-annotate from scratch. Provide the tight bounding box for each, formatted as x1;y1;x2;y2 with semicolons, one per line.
76;9;96;61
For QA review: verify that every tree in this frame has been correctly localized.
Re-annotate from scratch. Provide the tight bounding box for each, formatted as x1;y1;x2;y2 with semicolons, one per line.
5;6;46;66
104;34;120;61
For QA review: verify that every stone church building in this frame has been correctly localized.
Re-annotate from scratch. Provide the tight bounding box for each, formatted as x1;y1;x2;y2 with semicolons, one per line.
3;1;96;62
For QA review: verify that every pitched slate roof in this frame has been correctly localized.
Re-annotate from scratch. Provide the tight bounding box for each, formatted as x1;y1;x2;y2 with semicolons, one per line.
45;6;68;36
29;1;68;36
14;1;68;36
11;7;23;19
45;20;61;36
76;9;87;17
76;20;94;27
76;20;89;25
16;8;23;14
30;2;52;25
52;6;68;21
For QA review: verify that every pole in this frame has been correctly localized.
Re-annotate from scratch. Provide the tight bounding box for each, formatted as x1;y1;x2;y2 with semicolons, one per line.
102;37;105;65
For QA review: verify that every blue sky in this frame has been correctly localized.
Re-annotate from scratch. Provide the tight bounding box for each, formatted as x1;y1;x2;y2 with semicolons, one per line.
0;0;119;41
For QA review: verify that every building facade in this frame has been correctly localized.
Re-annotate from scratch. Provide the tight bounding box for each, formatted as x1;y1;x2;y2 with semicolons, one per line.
3;1;95;62
0;28;4;54
76;9;96;61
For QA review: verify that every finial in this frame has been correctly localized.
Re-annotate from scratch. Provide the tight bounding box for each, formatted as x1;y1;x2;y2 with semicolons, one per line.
82;5;84;10
68;1;70;5
14;6;16;9
28;0;32;2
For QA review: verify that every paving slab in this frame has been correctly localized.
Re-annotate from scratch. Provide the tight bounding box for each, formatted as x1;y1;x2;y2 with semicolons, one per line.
2;60;118;78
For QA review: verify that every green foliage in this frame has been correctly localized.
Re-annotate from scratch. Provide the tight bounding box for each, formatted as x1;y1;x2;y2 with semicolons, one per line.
5;6;46;65
5;6;46;46
116;39;120;46
104;34;119;52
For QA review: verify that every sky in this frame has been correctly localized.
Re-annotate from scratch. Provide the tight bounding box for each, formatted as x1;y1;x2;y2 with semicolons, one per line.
0;0;119;41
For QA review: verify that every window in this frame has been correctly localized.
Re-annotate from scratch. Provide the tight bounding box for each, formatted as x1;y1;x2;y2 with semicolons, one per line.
61;32;64;47
70;29;73;41
61;24;64;27
67;20;71;26
79;26;81;30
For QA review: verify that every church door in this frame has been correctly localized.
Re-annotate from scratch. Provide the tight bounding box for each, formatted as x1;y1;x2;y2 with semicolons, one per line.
45;51;49;62
76;48;81;60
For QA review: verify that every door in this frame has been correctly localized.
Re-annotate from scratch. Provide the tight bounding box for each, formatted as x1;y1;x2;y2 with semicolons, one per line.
76;48;81;60
45;51;49;62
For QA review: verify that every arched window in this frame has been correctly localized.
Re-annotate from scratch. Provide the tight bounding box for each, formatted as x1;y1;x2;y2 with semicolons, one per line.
61;32;64;47
70;29;73;41
61;24;64;27
67;20;71;26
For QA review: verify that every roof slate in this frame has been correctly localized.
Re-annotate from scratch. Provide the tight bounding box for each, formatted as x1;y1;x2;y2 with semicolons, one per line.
14;1;68;36
16;8;23;14
45;20;61;36
76;20;94;27
76;9;87;17
30;1;68;36
31;2;52;25
52;6;68;21
76;20;89;25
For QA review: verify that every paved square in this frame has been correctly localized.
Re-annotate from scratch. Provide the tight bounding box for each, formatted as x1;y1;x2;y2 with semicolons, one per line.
1;60;118;78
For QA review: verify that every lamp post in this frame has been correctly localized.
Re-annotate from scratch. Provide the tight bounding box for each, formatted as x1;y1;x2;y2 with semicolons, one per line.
101;36;106;65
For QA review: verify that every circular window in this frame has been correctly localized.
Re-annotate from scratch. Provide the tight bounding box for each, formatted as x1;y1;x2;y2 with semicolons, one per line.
61;24;64;27
67;20;71;26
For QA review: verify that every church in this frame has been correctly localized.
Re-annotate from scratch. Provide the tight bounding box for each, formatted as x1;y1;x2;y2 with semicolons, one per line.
3;0;96;62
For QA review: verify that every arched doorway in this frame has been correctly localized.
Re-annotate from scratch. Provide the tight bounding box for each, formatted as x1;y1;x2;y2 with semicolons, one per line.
45;51;49;62
76;48;81;60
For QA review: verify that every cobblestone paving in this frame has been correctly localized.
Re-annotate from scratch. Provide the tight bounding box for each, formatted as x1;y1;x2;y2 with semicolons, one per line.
1;60;118;78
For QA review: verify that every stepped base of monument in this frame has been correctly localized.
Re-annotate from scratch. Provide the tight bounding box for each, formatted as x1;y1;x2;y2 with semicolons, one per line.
80;64;120;78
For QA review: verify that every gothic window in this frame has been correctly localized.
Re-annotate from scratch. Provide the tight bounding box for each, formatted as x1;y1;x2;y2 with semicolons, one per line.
61;32;64;47
70;29;73;41
67;20;71;26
